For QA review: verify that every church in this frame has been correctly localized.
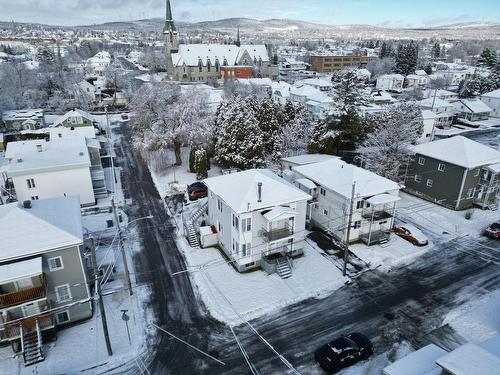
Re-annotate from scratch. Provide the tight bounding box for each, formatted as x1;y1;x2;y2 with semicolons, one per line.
164;0;279;83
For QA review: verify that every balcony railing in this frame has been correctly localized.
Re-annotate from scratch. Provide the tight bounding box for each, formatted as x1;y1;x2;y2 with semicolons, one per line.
4;312;54;339
0;279;46;309
361;204;395;221
262;223;294;242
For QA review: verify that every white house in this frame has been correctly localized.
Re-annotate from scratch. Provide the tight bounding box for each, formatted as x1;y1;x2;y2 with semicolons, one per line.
405;73;429;89
293;159;401;245
203;169;311;274
376;74;404;92
50;109;98;139
281;153;339;171
85;51;111;77
419;110;437;143
453;98;491;122
419;97;456;128
481;89;500;118
295;78;333;92
289;85;333;118
1;130;106;206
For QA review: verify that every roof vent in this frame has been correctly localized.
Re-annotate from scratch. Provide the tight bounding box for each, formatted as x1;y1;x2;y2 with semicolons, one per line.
257;182;262;203
23;200;32;209
17;158;23;163
79;151;84;156
36;144;42;152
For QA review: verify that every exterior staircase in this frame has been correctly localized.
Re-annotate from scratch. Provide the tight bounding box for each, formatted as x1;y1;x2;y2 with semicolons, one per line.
191;201;208;222
21;321;44;366
276;257;292;279
185;221;200;248
488;203;498;211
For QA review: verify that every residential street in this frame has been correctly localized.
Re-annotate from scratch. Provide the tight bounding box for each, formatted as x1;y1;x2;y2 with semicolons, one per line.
115;122;500;374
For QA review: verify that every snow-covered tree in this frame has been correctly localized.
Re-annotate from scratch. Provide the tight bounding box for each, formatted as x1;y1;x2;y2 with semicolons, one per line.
367;58;395;81
280;103;312;157
394;41;419;76
214;96;265;170
131;83;212;165
459;71;500;97
195;148;209;179
478;48;497;67
431;42;441;59
330;69;368;114
357;103;423;181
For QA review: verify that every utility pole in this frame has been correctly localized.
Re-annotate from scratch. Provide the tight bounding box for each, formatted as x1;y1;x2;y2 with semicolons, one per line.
89;235;113;356
343;183;356;277
112;197;133;296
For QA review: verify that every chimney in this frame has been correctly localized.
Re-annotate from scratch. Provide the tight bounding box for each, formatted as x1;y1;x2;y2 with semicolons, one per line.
36;144;42;152
23;200;32;209
257;182;262;203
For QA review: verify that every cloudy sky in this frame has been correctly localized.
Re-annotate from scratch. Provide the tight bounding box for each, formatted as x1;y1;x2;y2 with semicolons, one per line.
0;0;499;27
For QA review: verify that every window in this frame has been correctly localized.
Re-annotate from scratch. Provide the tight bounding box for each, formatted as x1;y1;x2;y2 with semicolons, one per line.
48;256;64;271
26;178;35;189
232;214;239;230
241;218;252;232
320;188;326;196
217;199;223;212
323;209;329;216
232;239;238;253
418;157;425;165
467;188;475;199
31;196;39;200
414;175;422;183
438;163;445;172
356;200;364;210
55;284;72;303
241;242;251;257
353;221;361;229
56;310;70;324
426;179;433;187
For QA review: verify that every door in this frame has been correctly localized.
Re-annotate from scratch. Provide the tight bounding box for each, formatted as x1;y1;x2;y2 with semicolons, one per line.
16;278;33;290
22;302;41;317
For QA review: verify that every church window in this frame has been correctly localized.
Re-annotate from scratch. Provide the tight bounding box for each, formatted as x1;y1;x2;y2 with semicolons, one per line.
223;58;228;66
207;59;211;72
198;58;203;72
215;59;220;72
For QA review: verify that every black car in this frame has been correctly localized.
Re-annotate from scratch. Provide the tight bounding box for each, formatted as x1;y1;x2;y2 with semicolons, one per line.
314;333;373;373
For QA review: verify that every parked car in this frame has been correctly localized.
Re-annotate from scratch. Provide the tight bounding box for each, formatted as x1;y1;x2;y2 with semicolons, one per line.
188;186;207;201
484;222;500;239
393;224;428;246
314;332;373;373
187;181;206;193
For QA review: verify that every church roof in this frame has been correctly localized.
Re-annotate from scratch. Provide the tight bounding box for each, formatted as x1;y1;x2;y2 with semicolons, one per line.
172;44;270;67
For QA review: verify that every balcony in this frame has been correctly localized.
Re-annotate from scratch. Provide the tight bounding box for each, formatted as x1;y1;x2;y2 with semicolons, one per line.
4;312;54;339
262;223;294;242
361;206;394;221
361;194;400;222
0;283;47;310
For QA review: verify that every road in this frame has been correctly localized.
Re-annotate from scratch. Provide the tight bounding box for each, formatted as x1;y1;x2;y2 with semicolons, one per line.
114;122;500;374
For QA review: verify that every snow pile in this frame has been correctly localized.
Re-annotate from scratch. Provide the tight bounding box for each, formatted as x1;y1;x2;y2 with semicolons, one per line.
176;237;348;326
444;289;500;343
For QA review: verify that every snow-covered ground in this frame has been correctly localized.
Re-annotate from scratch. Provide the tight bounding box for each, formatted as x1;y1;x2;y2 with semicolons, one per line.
350;235;431;271
444;289;500;343
176;236;348;326
135;72;168;82
149;146;222;199
434;118;500;137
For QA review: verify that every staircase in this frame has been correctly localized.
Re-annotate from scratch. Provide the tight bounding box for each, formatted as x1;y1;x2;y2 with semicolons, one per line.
488;203;498;211
185;221;200;248
21;321;44;366
191;201;208;222
276;257;292;279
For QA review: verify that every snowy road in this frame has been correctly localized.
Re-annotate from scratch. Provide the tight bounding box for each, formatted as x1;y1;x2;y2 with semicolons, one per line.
115;123;500;374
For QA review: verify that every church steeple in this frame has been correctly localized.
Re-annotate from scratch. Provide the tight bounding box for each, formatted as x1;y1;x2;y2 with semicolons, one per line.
163;0;176;33
235;25;241;47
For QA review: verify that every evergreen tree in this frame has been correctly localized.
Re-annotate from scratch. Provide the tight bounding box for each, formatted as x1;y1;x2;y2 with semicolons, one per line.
189;145;197;173
432;42;441;59
330;70;368;114
394;41;419;76
478;48;498;67
379;41;390;59
194;149;209;179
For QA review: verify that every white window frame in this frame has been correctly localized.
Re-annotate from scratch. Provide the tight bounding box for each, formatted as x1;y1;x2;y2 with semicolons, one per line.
467;188;475;199
48;256;64;271
353;221;361;229
26;178;35;189
426;179;433;187
414;175;422;183
55;284;72;303
356;200;364;210
438;163;445;172
320;188;326;196
241;242;251;257
56;310;70;324
418;157;425;165
323;209;329;216
241;217;251;233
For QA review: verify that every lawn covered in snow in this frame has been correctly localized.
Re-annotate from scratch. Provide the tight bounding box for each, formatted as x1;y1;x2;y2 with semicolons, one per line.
176;237;348;326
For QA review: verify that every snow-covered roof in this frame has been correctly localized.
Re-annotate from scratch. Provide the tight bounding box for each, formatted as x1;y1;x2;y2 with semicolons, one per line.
455;99;492;114
482;89;500;99
370;90;394;102
412;136;500;169
295;178;317;190
293;159;401;199
378;74;404;80
203;169;311;214
282;153;338;166
383;344;447;375
422;110;437;119
3;132;91;176
51;108;95;127
436;343;500;375
263;206;298;221
237;78;272;86
420;97;453;109
0;257;43;284
298;78;333;88
0;197;83;262
366;193;400;205
172;44;269;67
2;108;43;122
486;163;500;173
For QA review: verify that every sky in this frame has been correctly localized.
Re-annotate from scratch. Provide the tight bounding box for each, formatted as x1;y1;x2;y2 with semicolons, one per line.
0;0;499;27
